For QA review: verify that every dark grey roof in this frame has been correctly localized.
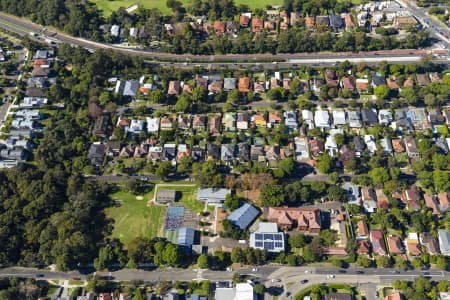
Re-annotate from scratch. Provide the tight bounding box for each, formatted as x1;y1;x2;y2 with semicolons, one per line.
436;137;449;154
88;143;105;165
361;108;378;125
156;189;176;202
329;15;344;28
227;203;259;230
207;143;220;160
372;75;386;86
353;136;364;152
237;142;249;162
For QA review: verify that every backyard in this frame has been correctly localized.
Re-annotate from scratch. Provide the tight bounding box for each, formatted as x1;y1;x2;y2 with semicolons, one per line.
92;0;283;16
105;190;166;246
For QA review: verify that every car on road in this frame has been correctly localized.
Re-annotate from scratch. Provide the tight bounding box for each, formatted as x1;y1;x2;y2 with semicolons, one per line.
391;270;399;274
36;274;45;277
356;271;364;274
300;280;308;284
71;277;81;280
271;278;281;283
326;274;335;279
339;269;346;273
252;268;258;272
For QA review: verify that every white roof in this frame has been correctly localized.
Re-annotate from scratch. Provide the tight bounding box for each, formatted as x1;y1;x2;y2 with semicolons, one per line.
235;283;254;300
257;222;278;233
408;232;419;241
332;110;346;125
146;117;160;133
302;110;313;121
314;110;330;128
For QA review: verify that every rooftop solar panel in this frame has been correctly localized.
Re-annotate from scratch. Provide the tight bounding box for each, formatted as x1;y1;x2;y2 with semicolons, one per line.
275;242;283;248
264;242;274;250
264;234;274;240
255;241;263;247
255;233;263;240
274;234;283;240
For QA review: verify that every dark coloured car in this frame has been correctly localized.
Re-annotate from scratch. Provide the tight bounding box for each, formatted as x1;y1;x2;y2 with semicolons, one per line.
300;280;308;284
356;271;364;274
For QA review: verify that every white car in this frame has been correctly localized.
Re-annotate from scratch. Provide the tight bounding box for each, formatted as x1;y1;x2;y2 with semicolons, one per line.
252;268;258;272
326;274;335;279
271;278;281;283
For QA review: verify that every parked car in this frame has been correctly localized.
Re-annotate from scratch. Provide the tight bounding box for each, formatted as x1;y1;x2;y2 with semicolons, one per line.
300;280;308;284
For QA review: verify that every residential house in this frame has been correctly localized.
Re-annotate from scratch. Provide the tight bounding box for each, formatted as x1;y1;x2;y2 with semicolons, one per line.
344;13;355;29
252;18;264;34
420;232;440;255
88;143;105;166
329;15;344;30
424;194;440;215
370;229;387;256
238;77;250;93
356;78;369;92
438;229;450;255
309;138;324;157
250;222;285;253
280;11;290;30
438;192;450;212
209;115;221;135
237;142;249;162
283;110;298;130
302;109;314;129
387;235;405;255
316;16;330;27
237;113;249;130
119;145;134;158
364;135;377;155
265;145;280;162
436;137;449;154
362;187;377;213
253;81;265;93
222;113;236;131
372;75;386;88
192;115;206;130
240;14;250;27
191;146;205;162
332;110;347;126
406;232;421;257
264;20;276;31
146;117;160;133
268;112;282;127
294;137;309;160
341;77;355;91
387;78;400;90
314;110;330;128
395;108;414;132
340;146;355;170
361;108;378;126
267;207;322;233
208;80;223;93
416;74;430;87
404;136;419;159
207;143;220;160
162;144;176;162
325;69;338;88
343;182;360;204
348;111;362;128
250;145;265;162
226;21;238;35
213;21;226;35
403;76;414;88
378;109;393;125
357;220;369;239
380;138;393;155
429;108;445;126
92;115;110;137
403;186;421;211
223;78;236;91
252;113;267;127
160;116;173;131
227;203;259;230
392;139;405;154
177;115;191;130
221;144;235;163
305;16;315;29
290;12;300;26
325;133;339;157
168;80;181;95
177;144;191;160
148;146;162;161
129;119;145;134
356;240;371;255
375;189;388;210
409;108;430;130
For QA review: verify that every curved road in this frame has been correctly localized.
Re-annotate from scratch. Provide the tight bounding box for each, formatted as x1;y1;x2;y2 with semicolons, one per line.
0;11;441;65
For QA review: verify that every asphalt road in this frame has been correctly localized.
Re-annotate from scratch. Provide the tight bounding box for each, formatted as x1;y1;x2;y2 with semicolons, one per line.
0;11;447;67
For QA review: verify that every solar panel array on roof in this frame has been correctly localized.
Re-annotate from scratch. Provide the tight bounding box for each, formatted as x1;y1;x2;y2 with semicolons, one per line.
165;206;185;230
250;231;285;252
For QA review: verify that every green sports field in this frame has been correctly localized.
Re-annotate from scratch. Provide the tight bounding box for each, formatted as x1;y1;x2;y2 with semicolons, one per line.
105;190;166;246
93;0;283;16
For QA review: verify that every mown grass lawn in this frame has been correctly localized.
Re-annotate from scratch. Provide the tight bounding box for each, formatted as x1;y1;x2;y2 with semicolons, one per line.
158;184;204;213
93;0;284;16
105;190;166;246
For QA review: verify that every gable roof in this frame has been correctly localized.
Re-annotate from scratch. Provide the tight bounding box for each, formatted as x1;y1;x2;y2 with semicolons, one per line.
227;203;259;230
